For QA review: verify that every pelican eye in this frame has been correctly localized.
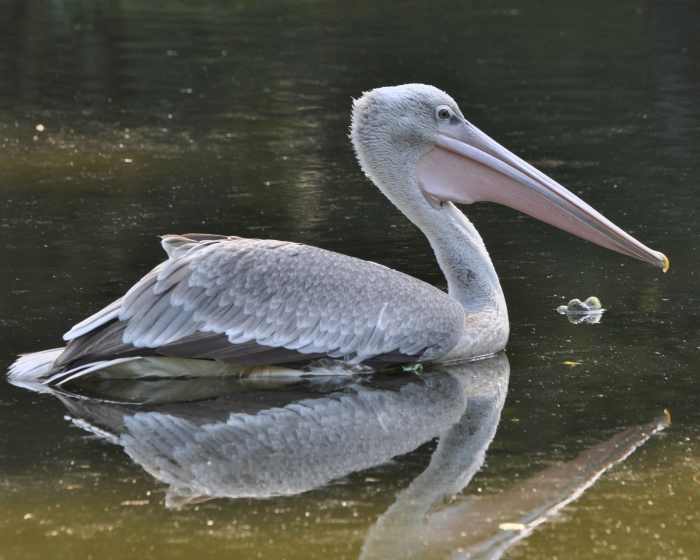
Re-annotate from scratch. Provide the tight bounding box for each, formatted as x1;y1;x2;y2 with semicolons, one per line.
436;106;452;121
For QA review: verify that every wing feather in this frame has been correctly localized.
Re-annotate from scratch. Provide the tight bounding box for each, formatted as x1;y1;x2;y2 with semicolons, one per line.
59;235;465;368
63;298;123;341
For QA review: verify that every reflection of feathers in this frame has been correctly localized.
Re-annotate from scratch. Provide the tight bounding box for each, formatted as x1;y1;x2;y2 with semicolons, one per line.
120;374;467;507
28;355;509;512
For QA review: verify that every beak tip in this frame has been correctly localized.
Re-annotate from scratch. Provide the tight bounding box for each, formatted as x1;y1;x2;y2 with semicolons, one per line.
661;253;670;273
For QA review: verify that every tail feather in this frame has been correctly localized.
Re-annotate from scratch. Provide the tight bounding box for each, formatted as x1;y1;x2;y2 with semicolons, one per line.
8;349;240;387
8;349;319;386
8;348;65;381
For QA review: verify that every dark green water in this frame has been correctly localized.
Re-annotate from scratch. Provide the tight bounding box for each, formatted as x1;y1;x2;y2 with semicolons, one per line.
1;1;699;558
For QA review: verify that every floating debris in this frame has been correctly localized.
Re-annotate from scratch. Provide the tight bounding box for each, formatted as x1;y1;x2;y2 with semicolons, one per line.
498;522;526;531
35;123;45;132
558;296;602;313
557;296;604;324
120;499;149;507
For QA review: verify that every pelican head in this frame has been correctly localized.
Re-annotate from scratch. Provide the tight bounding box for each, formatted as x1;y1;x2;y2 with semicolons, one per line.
351;83;668;272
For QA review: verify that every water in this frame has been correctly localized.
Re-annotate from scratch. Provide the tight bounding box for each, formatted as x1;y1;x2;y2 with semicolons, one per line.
1;1;699;558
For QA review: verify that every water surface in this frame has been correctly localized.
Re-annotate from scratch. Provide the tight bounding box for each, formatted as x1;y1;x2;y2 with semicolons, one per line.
1;1;699;559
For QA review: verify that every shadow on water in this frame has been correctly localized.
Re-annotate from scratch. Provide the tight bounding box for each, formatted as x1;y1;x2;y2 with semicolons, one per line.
10;355;669;559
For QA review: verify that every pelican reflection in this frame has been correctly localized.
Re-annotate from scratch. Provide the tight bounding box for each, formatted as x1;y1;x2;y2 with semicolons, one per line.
30;355;508;508
15;356;669;558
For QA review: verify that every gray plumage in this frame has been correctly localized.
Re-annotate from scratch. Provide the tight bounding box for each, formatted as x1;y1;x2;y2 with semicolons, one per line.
54;234;464;372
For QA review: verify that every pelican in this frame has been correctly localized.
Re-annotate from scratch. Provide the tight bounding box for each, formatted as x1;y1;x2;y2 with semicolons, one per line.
9;84;668;384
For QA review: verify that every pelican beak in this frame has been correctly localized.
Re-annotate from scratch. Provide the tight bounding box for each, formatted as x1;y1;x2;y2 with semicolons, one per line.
417;120;669;272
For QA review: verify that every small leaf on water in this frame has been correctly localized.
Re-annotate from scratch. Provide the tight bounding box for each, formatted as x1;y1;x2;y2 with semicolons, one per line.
562;360;582;367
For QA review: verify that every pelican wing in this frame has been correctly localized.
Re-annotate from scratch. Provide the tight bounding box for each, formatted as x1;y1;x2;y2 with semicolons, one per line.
58;235;463;368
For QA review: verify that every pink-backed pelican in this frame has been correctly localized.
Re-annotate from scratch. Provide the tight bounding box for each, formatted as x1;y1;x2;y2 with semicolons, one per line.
9;84;668;384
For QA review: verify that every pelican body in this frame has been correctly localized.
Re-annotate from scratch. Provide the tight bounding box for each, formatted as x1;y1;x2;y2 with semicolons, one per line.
9;84;668;384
